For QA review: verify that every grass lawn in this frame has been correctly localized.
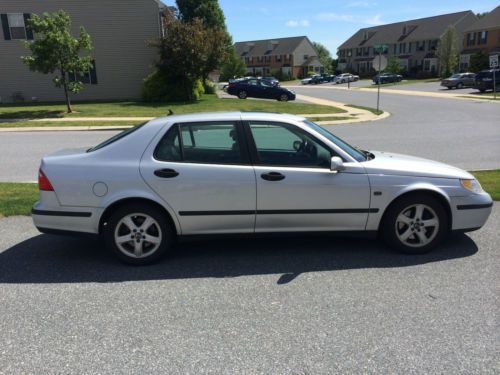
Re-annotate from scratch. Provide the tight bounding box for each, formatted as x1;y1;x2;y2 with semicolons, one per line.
308;116;354;122
0;120;142;128
0;94;344;120
459;94;500;101
1;171;498;218
345;104;383;115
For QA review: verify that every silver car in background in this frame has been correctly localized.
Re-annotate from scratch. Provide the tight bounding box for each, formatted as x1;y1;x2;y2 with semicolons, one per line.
32;112;493;264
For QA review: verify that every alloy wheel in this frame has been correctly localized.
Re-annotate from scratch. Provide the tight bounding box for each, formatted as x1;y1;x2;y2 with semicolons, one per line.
114;213;162;258
394;204;439;248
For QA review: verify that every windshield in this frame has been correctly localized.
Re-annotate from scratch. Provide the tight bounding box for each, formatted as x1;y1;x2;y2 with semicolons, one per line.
303;120;367;162
87;122;147;152
450;74;461;78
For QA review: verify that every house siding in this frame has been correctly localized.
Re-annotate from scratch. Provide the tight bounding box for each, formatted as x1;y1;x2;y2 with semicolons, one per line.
0;0;160;103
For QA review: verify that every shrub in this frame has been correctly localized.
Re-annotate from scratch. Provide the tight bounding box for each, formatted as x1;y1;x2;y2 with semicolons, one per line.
203;80;216;94
142;70;205;102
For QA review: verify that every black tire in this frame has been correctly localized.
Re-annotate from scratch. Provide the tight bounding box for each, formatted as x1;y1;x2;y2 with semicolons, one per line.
457;83;463;89
381;193;449;254
479;89;486;93
104;203;175;265
238;90;247;99
278;93;289;102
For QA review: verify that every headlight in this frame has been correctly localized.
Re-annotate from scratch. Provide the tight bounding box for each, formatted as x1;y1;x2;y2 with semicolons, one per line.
460;179;483;194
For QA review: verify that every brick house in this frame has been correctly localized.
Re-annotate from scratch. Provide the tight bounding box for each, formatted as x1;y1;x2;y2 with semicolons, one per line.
460;5;500;71
0;0;164;103
234;36;324;78
337;11;477;76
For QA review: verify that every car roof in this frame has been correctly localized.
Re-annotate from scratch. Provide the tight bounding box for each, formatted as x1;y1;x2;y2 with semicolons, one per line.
150;111;305;126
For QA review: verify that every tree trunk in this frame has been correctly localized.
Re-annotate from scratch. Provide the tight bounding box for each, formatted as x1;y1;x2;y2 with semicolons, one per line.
61;69;72;113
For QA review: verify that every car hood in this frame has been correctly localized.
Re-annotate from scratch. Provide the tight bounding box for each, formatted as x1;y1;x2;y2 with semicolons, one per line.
362;151;473;179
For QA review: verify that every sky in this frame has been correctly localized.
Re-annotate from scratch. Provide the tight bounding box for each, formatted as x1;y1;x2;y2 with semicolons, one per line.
161;0;498;54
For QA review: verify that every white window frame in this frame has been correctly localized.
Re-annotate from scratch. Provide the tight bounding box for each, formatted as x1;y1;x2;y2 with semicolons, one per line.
7;13;27;40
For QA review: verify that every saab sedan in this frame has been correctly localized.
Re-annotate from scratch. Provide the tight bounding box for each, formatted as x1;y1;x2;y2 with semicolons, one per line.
32;112;493;264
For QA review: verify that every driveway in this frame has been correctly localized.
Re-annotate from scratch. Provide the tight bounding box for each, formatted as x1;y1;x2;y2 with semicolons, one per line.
0;203;498;374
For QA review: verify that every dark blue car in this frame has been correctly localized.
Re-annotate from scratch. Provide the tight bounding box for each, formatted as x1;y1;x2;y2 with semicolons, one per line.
227;78;296;101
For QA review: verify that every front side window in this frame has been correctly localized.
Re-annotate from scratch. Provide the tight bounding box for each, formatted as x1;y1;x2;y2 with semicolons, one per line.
155;122;243;165
8;13;26;39
249;122;333;168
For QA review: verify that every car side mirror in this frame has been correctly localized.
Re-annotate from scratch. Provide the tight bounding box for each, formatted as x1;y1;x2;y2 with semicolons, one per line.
330;156;345;173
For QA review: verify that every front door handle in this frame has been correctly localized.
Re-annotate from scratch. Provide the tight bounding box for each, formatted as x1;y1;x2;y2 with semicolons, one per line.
154;168;179;178
261;172;285;181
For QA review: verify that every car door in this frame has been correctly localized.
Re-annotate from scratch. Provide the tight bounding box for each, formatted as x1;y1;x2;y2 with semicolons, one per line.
246;79;263;98
245;121;371;232
140;120;257;235
258;79;275;99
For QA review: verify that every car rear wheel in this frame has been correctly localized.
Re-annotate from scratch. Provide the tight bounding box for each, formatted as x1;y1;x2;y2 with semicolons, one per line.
238;90;247;99
279;93;289;102
105;203;174;265
457;82;463;89
381;194;449;254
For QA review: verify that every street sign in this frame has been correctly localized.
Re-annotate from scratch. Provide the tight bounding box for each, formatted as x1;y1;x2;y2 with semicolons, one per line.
490;54;498;68
372;55;387;71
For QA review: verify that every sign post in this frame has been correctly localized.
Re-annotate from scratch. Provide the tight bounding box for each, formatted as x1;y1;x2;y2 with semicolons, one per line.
490;55;498;100
373;44;388;112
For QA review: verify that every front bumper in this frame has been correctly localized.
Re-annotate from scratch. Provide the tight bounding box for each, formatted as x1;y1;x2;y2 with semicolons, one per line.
450;192;493;231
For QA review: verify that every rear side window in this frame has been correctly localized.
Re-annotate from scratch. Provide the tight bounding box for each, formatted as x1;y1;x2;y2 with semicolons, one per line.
154;122;244;165
87;122;146;152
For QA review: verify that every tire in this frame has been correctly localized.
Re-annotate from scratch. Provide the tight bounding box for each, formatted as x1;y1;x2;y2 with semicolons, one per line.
479;89;486;93
381;193;449;254
279;93;289;102
238;90;247;99
457;83;463;89
104;203;175;265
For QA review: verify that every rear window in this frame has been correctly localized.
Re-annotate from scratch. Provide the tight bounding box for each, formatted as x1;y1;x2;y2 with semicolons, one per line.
87;122;146;152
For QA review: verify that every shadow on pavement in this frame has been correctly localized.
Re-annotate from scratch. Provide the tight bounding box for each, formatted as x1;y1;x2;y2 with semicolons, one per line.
0;233;478;285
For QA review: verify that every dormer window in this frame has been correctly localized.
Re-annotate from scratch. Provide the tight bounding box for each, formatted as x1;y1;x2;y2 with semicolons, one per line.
363;31;368;40
402;26;407;35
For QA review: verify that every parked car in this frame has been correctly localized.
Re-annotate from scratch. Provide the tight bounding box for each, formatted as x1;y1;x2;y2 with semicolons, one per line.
32;112;493;264
301;76;316;85
226;78;295;101
373;72;403;84
261;76;280;86
441;73;476;89
474;69;500;92
334;73;359;84
309;75;325;84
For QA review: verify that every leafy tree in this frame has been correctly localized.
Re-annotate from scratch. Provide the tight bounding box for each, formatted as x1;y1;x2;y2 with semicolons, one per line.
220;52;246;81
147;17;226;101
469;51;489;72
313;42;333;73
386;57;404;74
21;11;92;113
436;24;459;77
476;12;489;19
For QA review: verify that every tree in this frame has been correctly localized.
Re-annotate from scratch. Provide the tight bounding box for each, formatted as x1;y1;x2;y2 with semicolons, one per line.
436;24;459;77
476;12;489;19
147;17;227;101
386;57;404;74
176;0;232;79
220;52;246;81
21;11;92;113
313;42;333;73
469;51;489;72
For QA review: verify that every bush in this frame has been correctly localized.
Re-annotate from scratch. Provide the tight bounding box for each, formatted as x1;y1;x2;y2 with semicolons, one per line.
142;70;205;102
203;80;216;94
307;71;317;77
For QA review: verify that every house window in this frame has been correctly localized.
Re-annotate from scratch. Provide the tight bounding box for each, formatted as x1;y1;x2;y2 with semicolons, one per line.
408;42;412;53
399;43;406;54
275;55;281;62
478;31;488;44
347;50;352;57
304;54;309;60
68;60;98;85
7;13;26;39
467;32;475;46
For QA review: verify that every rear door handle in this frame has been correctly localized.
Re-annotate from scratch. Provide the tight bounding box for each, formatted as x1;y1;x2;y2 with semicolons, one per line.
261;172;285;181
154;168;179;178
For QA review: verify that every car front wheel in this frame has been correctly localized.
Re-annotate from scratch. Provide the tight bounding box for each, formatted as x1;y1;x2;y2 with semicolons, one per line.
238;90;247;99
381;194;449;254
105;203;174;265
279;93;289;102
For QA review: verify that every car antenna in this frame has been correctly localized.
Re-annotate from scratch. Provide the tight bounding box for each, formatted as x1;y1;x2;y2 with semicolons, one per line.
167;109;174;116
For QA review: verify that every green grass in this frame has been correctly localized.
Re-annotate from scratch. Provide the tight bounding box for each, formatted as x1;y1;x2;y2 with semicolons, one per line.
472;170;500;201
0;120;142;128
458;95;500;101
1;170;497;218
307;116;354;122
0;183;38;217
0;94;344;120
345;104;383;115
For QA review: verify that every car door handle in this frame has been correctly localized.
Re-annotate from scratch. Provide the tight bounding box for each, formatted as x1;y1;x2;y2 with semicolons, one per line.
261;172;285;181
154;169;179;178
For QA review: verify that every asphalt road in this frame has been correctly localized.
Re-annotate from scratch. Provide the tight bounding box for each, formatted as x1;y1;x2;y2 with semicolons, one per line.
0;204;498;374
1;87;499;182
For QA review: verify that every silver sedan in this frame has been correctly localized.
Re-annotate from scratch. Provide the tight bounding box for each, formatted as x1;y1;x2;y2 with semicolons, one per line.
32;112;493;264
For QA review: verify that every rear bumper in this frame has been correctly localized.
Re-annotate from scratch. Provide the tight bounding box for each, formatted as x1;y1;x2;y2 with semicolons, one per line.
32;201;102;235
450;193;493;231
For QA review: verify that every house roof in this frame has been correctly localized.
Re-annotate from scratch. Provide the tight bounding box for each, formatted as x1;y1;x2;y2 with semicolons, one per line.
339;11;474;50
464;6;500;32
235;36;313;57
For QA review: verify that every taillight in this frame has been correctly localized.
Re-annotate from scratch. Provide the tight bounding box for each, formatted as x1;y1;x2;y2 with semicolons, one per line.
228;83;235;88
38;169;54;191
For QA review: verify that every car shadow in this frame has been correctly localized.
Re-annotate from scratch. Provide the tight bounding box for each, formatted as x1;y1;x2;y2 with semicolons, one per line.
0;233;478;285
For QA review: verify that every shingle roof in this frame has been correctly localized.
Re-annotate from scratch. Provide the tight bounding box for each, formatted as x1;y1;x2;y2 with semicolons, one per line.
235;36;312;57
339;11;474;49
464;6;500;32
